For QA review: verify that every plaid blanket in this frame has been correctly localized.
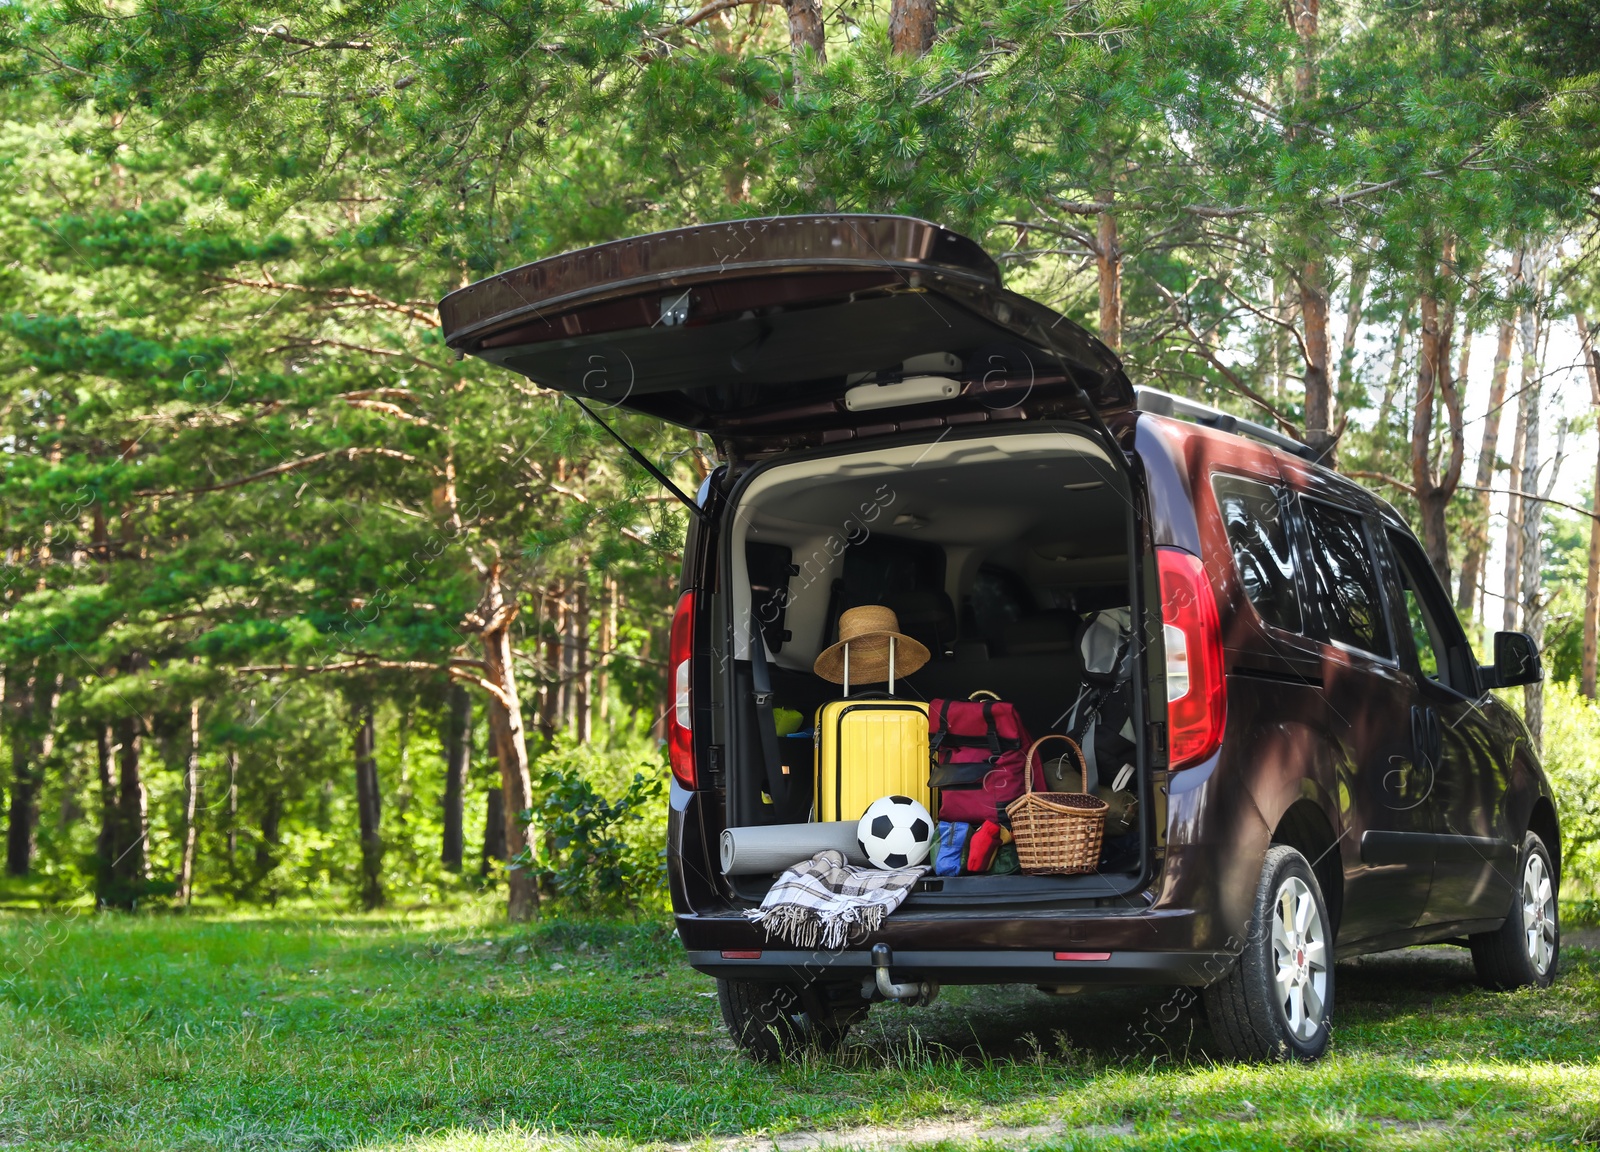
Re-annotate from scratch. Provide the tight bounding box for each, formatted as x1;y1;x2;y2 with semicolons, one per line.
748;849;927;950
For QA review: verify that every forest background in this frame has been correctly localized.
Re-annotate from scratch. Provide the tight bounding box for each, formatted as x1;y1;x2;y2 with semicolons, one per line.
0;0;1598;922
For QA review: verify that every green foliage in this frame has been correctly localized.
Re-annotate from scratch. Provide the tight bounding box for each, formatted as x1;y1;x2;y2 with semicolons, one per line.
0;0;1597;912
1543;680;1600;890
524;733;668;912
1541;511;1588;685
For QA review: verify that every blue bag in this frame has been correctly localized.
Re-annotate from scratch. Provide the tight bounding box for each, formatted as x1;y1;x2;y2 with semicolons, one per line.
935;822;972;877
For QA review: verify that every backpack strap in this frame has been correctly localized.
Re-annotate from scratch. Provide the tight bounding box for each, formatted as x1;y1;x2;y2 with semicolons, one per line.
981;700;1002;759
930;699;952;753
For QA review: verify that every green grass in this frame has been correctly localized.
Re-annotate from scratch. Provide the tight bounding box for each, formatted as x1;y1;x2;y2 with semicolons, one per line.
0;902;1596;1151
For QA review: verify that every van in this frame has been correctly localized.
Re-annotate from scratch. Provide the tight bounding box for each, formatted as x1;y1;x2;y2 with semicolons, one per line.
442;214;1562;1063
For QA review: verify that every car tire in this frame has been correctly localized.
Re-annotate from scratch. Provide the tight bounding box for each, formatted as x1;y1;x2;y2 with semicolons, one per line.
1469;831;1559;991
1203;843;1334;1062
716;978;859;1063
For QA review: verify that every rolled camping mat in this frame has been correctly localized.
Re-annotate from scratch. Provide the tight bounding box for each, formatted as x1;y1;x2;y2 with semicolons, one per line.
720;822;870;875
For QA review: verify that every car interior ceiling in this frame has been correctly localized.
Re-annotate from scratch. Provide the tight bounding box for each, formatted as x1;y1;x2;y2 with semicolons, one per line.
725;430;1139;868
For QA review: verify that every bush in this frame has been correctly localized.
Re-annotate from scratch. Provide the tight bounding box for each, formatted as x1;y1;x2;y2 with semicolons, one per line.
519;732;669;912
1542;680;1600;892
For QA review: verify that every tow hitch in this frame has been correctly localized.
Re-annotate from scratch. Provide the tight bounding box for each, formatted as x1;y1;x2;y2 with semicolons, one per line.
869;943;939;1006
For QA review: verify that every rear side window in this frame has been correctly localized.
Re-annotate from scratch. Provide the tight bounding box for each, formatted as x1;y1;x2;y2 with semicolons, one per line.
1300;499;1390;658
1211;473;1301;633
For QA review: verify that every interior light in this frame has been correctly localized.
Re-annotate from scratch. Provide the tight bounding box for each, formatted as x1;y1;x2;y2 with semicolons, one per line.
843;375;961;412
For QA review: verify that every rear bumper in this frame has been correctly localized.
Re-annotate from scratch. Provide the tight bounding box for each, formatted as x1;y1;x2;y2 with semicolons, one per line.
685;946;1231;987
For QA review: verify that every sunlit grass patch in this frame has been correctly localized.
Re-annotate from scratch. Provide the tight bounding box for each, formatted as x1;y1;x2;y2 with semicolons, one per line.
0;912;1594;1151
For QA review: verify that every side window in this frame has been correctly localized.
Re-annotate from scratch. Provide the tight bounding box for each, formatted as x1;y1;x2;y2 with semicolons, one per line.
1386;530;1471;692
1211;473;1302;633
1401;580;1442;680
1300;499;1391;658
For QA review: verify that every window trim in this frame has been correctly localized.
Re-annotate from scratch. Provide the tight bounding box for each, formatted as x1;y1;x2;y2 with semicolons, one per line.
1207;467;1308;639
1296;494;1398;665
1380;526;1479;701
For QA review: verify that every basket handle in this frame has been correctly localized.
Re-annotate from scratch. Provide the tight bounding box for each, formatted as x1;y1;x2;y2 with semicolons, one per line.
967;689;1001;701
1024;733;1087;797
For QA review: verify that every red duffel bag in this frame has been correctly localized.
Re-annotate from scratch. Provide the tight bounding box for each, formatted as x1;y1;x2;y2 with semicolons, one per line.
928;692;1043;823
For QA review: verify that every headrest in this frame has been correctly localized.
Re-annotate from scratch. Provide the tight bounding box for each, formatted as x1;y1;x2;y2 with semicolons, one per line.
886;588;958;655
1078;607;1132;680
1002;609;1081;655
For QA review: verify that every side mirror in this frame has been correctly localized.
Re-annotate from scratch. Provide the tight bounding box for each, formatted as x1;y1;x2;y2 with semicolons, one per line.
1484;631;1542;689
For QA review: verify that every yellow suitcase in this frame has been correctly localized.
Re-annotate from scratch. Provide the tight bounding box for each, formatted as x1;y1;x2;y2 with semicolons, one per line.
813;696;931;823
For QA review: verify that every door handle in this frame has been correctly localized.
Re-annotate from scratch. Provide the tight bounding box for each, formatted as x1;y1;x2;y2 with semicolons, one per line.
1410;705;1441;775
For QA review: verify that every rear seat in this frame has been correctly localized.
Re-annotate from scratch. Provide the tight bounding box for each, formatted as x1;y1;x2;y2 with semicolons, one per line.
1001;609;1079;655
826;575;1089;739
912;609;1084;739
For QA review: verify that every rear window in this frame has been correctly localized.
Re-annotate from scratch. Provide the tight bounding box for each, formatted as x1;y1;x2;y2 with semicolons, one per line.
1300;499;1390;658
1211;473;1301;633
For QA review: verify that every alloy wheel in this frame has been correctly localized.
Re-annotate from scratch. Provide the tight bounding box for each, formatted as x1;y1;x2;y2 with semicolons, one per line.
1271;875;1329;1041
1523;852;1557;976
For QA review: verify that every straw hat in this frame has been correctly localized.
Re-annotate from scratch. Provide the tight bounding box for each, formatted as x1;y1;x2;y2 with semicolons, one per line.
813;605;930;685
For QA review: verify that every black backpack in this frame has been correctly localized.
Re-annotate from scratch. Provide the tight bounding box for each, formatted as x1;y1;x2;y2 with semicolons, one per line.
1053;608;1136;792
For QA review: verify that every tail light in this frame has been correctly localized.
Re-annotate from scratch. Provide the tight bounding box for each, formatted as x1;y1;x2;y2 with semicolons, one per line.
1157;547;1226;769
666;591;696;788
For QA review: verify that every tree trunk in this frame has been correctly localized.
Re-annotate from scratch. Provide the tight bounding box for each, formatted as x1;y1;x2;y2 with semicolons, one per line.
178;699;201;906
1286;0;1331;463
575;579;592;743
442;682;470;871
475;561;539;921
653;624;674;744
353;706;385;909
96;722;116;884
889;0;935;55
312;777;334;884
1301;259;1334;463
1268;276;1287;405
1516;299;1545;743
6;668;60;877
56;675;82;833
567;587;583;733
1289;0;1319;95
598;574;616;728
1502;390;1527;635
556;585;576;739
1457;260;1521;615
536;588;559;744
782;0;825;59
1410;244;1463;585
1576;313;1600;699
57;758;81;833
481;786;506;876
1095;205;1122;352
112;714;150;892
255;789;282;896
1377;306;1410;431
1335;260;1368;397
5;670;35;878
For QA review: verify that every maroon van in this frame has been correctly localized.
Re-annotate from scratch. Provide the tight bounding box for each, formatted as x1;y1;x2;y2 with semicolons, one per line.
441;215;1561;1063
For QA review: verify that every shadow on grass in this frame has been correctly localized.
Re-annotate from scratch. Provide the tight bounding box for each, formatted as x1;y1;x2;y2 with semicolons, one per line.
830;942;1596;1072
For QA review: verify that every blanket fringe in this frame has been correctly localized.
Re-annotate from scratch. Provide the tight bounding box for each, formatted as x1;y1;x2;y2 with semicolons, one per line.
748;901;889;951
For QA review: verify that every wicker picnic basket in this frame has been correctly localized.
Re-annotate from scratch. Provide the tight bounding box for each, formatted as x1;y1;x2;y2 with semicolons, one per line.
1006;734;1107;875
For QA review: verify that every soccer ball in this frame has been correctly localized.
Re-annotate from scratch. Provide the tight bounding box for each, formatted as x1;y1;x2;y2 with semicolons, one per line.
857;795;934;870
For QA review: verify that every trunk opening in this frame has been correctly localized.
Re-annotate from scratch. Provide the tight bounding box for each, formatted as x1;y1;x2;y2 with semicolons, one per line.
705;426;1158;909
